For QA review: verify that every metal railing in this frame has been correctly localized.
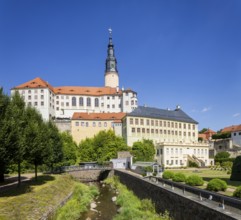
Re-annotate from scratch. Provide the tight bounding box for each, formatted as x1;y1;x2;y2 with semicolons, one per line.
146;176;241;214
61;165;112;172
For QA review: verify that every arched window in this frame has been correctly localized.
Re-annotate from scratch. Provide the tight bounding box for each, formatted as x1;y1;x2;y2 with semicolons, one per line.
72;97;76;106
87;97;91;107
95;98;99;107
79;97;84;106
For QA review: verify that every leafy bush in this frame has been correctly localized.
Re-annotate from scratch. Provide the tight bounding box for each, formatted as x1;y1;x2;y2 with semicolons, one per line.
230;156;241;181
185;175;204;186
206;178;227;192
233;186;241;198
172;173;186;182
162;171;175;179
188;161;199;168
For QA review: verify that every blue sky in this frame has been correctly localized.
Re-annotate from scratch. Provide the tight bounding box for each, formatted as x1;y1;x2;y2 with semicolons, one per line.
1;0;241;131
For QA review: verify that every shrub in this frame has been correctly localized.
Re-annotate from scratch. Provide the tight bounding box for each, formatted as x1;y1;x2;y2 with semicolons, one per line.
230;156;241;181
233;186;241;198
162;171;175;180
172;173;186;182
188;161;199;168
206;178;227;192
185;175;204;186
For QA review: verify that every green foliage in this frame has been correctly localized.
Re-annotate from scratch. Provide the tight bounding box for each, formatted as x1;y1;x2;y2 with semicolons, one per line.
78;130;129;163
206;178;227;192
60;132;78;166
188;161;199;168
215;151;230;160
230;156;241;181
162;171;175;180
172;173;186;182
55;182;99;220
185;175;204;186
144;166;153;172
212;132;231;140
131;139;155;162
233;186;241;198
215;157;235;164
199;128;208;134
105;177;172;220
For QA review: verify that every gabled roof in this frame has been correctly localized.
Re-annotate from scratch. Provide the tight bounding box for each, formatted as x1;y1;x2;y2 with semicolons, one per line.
204;129;216;134
222;124;241;133
13;77;55;92
72;112;126;120
127;106;198;124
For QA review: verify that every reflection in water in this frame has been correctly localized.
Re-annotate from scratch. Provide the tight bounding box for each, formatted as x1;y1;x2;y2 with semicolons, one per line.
79;183;118;220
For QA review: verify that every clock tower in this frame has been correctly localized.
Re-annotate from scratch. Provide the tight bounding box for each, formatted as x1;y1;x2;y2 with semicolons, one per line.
105;29;119;88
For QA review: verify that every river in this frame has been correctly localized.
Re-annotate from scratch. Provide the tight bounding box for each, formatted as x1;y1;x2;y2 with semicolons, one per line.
79;183;118;220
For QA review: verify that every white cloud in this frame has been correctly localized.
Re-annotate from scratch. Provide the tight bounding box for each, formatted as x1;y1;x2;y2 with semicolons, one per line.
233;113;240;117
202;107;211;113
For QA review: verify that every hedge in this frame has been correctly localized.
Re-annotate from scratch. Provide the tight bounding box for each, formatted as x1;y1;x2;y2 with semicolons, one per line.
206;178;227;192
185;175;204;186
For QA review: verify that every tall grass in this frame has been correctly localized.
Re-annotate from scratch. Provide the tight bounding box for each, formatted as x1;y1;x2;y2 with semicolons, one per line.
54;183;99;220
104;176;171;220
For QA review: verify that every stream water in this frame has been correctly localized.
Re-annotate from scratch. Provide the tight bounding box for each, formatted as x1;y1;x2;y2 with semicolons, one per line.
79;183;118;220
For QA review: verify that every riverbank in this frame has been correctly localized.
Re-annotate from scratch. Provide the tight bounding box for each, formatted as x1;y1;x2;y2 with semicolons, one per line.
0;174;76;220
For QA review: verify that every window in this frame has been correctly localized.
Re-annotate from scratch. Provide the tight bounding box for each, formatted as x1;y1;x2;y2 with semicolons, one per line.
28;90;31;94
175;131;178;135
171;122;174;128
41;101;44;106
81;122;85;127
183;124;186;129
147;129;150;133
56;101;59;105
66;96;69;99
112;96;115;99
171;148;174;154
131;100;134;105
72;97;76;106
194;149;196;154
166;148;169;155
137;128;140;133
142;128;145;133
56;107;59;110
151;129;154;134
164;130;166;135
61;96;64;99
130;118;133;124
61;102;64;107
168;130;170;135
171;130;174;135
75;122;79;126
188;132;191;137
160;129;163;134
34;95;38;99
179;131;181;136
95;98;99;107
146;119;150;126
112;104;115;108
168;122;170;127
151;120;154;126
156;129;158;134
193;125;195;130
135;118;139;125
34;102;38;106
176;160;178;165
41;95;44;99
107;96;110;100
155;120;158;126
239;132;241;135
66;102;69;107
56;96;59;99
179;123;182;129
107;104;110;108
180;148;182;155
132;128;135;133
166;160;169;165
125;101;129;105
140;119;144;125
104;122;107;127
175;148;178;154
28;95;31;100
98;122;101;127
188;124;191;129
234;133;236;136
175;123;177;128
101;103;104;107
159;121;162;127
86;122;89;127
87;97;91;107
193;132;195;137
79;97;84;106
41;89;44;93
164;121;166;127
184;132;186;136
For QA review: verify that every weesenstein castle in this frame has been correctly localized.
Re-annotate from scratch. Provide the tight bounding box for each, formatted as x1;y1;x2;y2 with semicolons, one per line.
11;30;212;168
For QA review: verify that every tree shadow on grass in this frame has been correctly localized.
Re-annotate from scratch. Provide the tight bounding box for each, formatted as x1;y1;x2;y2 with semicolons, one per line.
0;175;56;197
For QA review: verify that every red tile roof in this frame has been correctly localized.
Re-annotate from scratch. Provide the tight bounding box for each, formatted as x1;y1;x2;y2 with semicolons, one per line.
222;124;241;133
72;112;126;121
13;77;55;92
13;77;137;96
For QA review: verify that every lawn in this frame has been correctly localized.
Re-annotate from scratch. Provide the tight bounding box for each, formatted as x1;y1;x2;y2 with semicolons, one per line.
169;168;241;195
0;174;76;220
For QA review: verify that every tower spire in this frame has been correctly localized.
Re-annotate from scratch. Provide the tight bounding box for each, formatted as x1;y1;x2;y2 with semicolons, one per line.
105;28;118;73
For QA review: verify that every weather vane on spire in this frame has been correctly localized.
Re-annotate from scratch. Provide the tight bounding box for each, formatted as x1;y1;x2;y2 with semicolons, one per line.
108;28;112;37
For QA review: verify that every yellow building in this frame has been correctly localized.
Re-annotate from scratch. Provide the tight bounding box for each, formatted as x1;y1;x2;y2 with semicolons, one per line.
71;112;126;144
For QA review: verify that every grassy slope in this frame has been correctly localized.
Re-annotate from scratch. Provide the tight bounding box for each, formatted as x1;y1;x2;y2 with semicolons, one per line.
0;174;75;220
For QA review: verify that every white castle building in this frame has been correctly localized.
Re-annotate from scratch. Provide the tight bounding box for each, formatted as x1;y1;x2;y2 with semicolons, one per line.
11;31;138;121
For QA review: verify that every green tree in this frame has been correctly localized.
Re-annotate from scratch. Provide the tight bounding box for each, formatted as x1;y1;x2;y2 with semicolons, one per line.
230;156;241;181
24;107;49;181
78;130;129;163
131;139;155;162
2;92;27;186
0;88;10;182
44;121;63;172
61;132;78;166
212;132;231;139
199;128;208;134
